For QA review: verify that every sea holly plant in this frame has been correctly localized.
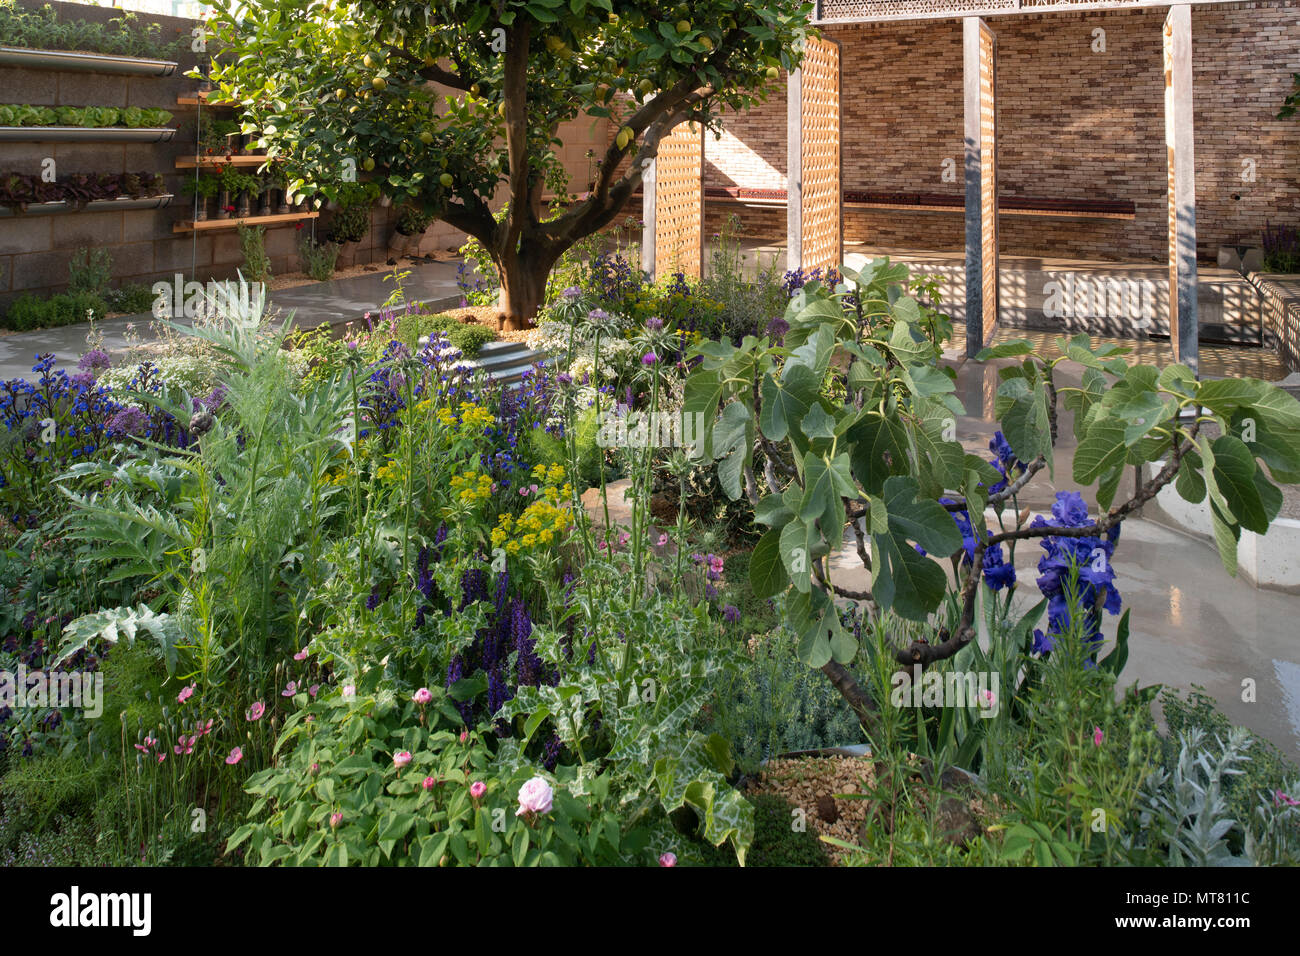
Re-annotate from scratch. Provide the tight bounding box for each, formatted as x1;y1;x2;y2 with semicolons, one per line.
203;0;812;327
684;258;1300;732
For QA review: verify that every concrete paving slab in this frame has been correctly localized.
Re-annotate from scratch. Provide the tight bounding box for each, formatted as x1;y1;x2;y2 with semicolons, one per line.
0;259;466;382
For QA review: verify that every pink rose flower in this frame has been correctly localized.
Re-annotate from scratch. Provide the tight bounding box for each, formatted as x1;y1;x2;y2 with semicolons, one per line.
342;685;356;698
330;812;343;828
515;776;553;816
980;690;996;710
413;687;433;705
459;730;469;744
659;851;677;868
469;780;486;800
393;751;412;769
422;776;437;791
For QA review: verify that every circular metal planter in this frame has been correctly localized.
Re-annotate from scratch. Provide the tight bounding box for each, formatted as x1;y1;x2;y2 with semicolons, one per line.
0;46;177;76
0;126;176;144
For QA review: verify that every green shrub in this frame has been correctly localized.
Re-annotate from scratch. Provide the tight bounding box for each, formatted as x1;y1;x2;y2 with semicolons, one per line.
2;290;108;330
104;283;156;315
68;246;111;296
298;236;340;281
395;310;497;357
703;625;865;775
237;223;272;284
747;793;831;866
1161;686;1300;846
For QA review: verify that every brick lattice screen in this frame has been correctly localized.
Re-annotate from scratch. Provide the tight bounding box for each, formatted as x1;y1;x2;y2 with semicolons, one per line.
652;121;704;280
800;35;843;272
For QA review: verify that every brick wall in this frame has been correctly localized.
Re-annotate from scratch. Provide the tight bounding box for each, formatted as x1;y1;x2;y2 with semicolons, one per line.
704;2;1300;263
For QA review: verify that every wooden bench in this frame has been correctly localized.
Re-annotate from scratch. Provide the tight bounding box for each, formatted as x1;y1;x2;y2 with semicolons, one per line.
704;186;1136;220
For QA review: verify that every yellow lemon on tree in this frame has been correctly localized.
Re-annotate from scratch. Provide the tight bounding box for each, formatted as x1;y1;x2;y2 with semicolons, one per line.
469;82;481;96
372;76;387;91
765;66;780;79
420;130;434;144
638;78;654;95
335;88;347;100
439;172;454;188
362;157;375;172
497;101;506;117
363;53;380;69
700;36;713;51
676;20;691;33
615;126;633;150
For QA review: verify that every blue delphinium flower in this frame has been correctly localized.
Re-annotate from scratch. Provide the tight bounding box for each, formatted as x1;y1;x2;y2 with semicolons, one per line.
1031;491;1122;655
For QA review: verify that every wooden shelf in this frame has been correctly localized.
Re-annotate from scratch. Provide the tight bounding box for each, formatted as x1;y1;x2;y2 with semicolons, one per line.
176;155;272;169
173;211;318;233
177;91;238;107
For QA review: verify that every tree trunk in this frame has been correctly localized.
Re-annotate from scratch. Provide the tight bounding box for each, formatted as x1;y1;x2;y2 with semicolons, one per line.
495;241;558;331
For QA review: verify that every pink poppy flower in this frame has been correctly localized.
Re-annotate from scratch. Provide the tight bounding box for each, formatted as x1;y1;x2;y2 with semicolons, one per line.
308;684;320;698
656;533;668;547
1093;726;1104;747
225;747;243;765
293;648;309;661
177;683;196;704
1275;790;1300;808
245;701;265;721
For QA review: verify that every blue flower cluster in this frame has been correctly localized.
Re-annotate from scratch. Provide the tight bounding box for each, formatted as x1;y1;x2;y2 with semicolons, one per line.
1030;491;1122;656
443;568;557;737
0;353;189;520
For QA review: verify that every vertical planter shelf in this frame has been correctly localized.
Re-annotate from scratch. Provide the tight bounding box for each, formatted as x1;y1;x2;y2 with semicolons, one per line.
0;46;178;76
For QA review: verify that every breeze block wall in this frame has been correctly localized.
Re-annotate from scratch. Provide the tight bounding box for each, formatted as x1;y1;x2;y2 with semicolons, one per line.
703;1;1300;263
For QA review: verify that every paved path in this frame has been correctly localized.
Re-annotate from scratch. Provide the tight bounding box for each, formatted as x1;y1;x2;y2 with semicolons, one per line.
0;260;466;382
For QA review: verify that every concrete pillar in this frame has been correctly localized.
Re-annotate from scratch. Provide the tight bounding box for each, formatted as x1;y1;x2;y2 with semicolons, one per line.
964;17;998;358
1165;4;1199;375
641;158;656;278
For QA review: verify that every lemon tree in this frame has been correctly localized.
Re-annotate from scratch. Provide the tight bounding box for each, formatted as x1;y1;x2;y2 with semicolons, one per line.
205;0;812;328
